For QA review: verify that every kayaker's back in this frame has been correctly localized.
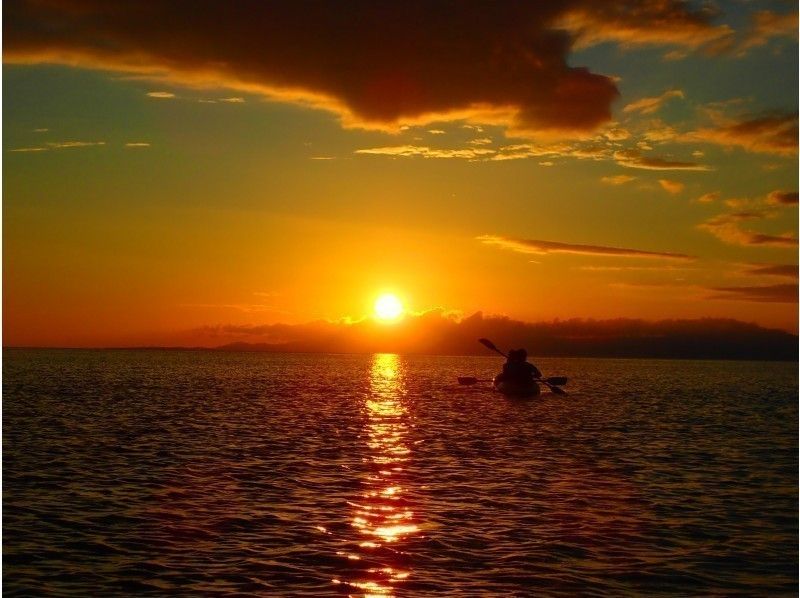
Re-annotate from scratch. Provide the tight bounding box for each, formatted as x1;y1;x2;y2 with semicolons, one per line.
500;360;539;384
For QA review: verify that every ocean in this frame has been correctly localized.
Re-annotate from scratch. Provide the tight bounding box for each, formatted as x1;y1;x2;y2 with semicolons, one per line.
3;349;798;596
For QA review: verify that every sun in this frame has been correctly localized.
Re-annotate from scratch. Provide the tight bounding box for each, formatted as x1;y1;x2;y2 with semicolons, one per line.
374;293;404;322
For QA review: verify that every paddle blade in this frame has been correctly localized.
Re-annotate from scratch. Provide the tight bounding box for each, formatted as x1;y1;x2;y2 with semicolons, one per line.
548;384;567;395
478;338;497;351
545;376;568;386
478;338;507;357
457;377;480;385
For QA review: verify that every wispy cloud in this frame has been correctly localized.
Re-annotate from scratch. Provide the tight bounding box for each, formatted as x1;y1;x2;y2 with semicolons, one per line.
736;10;798;56
600;174;636;185
698;212;798;247
48;141;105;148
740;263;798;279
9;147;48;153
658;179;684;194
683;112;798;156
355;145;495;159
355;142;715;173
199;96;245;103
623;90;685;115
603;127;630;141
356;142;598;162
708;283;797;303
427;129;446;135
181;303;292;315
766;190;798;206
146;91;177;99
614;149;710;171
641;121;679;142
579;264;693;272
10;141;106;152
556;3;733;52
477;234;694;260
125;142;151;148
697;191;720;203
491;142;610;162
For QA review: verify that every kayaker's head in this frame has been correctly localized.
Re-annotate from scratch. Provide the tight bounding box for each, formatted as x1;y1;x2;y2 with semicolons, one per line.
507;349;526;362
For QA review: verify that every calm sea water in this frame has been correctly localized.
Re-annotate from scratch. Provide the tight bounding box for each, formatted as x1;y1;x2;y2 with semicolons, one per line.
3;349;798;596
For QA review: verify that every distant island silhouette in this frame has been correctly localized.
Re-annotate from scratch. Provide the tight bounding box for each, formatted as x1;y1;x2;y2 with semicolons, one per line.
8;314;797;361
204;314;797;361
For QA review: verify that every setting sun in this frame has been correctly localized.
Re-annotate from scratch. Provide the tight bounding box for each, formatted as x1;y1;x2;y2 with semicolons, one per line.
374;294;404;322
2;4;798;598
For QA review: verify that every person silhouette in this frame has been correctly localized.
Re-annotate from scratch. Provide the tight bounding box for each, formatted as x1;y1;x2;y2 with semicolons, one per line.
501;348;542;384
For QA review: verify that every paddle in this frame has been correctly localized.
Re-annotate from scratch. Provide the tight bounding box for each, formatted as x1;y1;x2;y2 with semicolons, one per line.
478;337;507;358
544;382;567;396
458;376;567;386
457;377;492;385
476;337;568;395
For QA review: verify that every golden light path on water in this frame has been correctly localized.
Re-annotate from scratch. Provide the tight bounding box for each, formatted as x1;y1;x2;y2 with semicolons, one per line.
334;353;418;597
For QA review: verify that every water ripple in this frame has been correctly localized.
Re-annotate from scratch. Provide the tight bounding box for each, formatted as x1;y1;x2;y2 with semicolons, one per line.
4;350;797;595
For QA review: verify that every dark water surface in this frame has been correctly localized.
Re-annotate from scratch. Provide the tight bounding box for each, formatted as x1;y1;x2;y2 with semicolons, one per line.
4;350;798;596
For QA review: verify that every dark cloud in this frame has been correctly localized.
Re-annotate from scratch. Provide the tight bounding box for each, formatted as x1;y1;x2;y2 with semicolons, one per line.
5;1;730;137
478;234;693;260
708;283;798;303
4;0;622;135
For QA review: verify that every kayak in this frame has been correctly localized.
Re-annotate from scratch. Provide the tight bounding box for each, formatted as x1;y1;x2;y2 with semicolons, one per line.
493;375;540;398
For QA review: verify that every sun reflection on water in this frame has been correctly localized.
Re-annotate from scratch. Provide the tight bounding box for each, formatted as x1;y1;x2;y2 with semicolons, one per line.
337;353;418;597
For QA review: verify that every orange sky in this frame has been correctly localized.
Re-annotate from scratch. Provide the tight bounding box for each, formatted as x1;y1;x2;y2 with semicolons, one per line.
4;1;798;347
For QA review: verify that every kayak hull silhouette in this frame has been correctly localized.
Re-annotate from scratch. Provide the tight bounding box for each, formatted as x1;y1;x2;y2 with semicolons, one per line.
493;375;540;398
